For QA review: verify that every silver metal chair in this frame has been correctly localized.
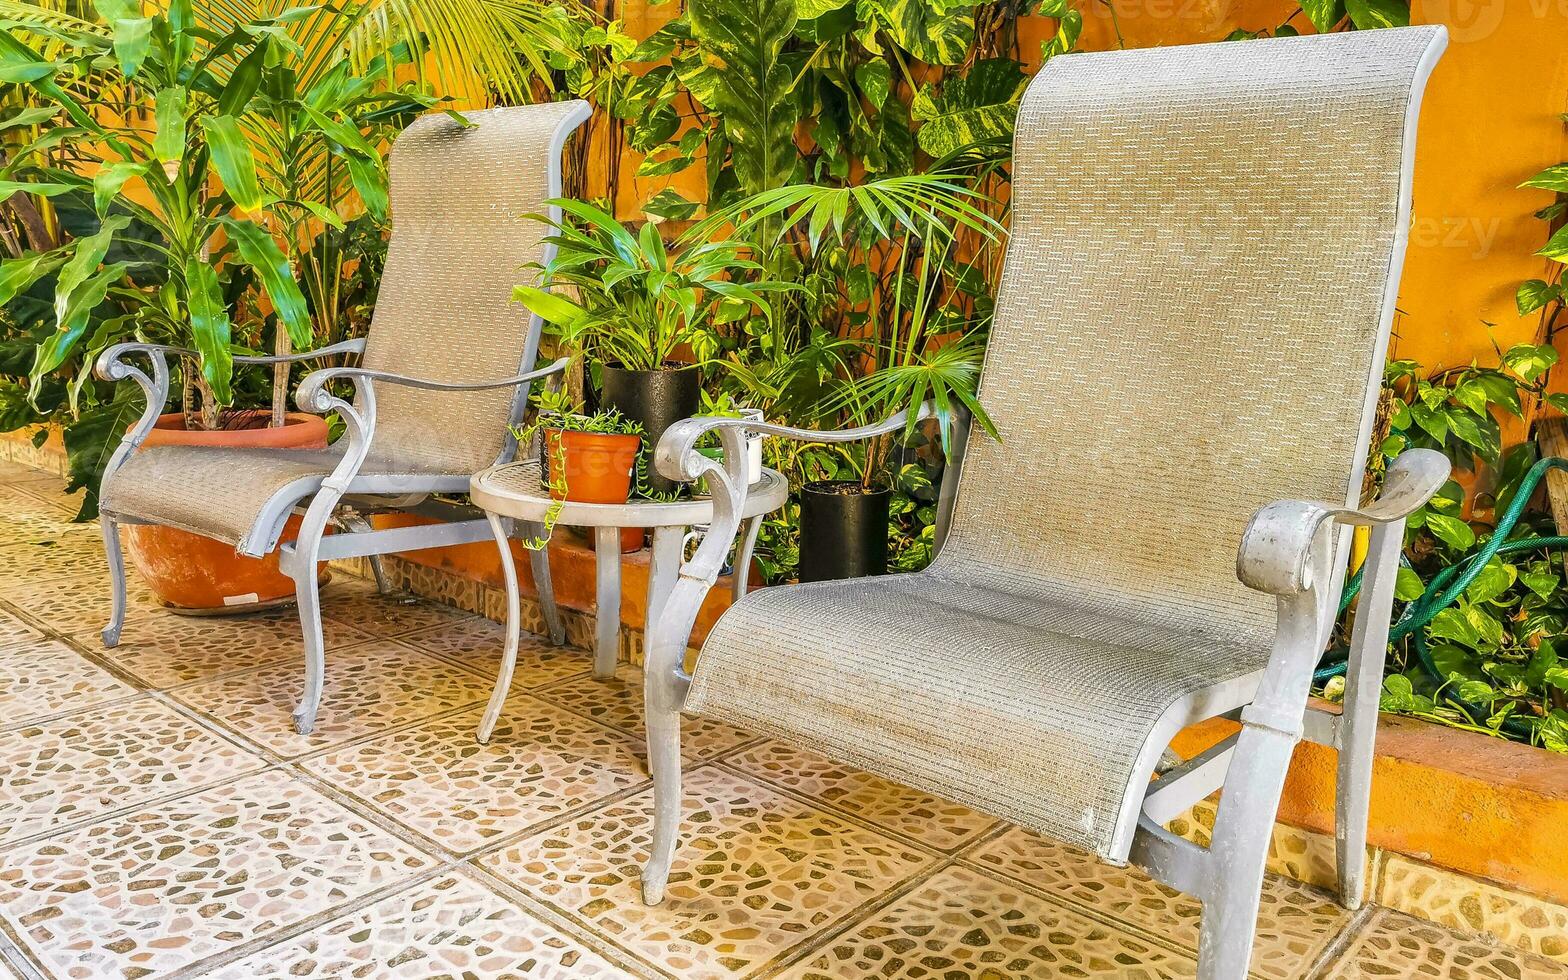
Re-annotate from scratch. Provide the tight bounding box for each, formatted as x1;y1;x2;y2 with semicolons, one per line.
94;101;591;734
635;28;1449;979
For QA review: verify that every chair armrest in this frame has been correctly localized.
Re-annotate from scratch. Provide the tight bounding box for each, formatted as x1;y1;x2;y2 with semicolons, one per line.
232;338;365;365
293;356;571;412
1237;448;1449;597
94;344;178;478
653;403;936;486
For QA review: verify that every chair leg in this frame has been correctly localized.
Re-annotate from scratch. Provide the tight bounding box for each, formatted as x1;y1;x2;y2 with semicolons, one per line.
641;660;684;905
524;520;565;645
336;513;392;594
478;512;520;745
1197;723;1299;980
1335;523;1402;909
288;495;338;736
101;516;126;648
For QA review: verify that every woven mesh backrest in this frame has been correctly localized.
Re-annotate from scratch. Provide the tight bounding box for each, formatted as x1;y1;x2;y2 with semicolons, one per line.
936;28;1445;644
358;102;585;473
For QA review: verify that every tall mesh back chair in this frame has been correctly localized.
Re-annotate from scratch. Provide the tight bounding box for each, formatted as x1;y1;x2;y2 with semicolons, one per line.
95;101;591;734
629;29;1449;979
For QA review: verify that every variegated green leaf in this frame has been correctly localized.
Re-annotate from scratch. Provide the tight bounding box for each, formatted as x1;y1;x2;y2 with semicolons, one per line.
911;58;1025;157
856;0;975;66
688;0;798;194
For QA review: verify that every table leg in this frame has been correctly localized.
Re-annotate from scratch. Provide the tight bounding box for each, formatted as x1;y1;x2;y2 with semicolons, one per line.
593;526;621;679
732;514;763;603
523;520;565;645
478;512;520;744
647;525;682;629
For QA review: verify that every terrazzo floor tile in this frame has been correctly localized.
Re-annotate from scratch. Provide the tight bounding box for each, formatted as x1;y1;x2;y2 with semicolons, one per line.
0;531;107;586
778;863;1198;979
319;578;478;637
1322;908;1568;979
536;667;755;765
207;873;643;979
0;769;436;980
0;696;263;845
0;489;79;545
0;639;137;726
724;740;998;852
403;616;595;688
0;573;161;636
966;826;1348;979
301;694;647;854
479;765;936;978
76;610;375;689
172;639;497;757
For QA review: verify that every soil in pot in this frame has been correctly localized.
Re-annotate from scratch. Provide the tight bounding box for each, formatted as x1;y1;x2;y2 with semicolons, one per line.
598;363;700;495
541;428;642;504
798;480;891;583
126;410;332;613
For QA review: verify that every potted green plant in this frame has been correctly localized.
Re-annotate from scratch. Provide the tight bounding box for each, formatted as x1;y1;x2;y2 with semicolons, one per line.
515;387;644;550
513;200;791;493
0;2;448;609
703;175;1005;581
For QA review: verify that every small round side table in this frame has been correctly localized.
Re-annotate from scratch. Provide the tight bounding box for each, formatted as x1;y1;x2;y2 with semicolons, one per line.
469;459;789;743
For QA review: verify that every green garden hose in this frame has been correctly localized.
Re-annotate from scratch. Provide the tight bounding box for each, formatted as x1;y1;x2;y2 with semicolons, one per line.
1313;457;1568;738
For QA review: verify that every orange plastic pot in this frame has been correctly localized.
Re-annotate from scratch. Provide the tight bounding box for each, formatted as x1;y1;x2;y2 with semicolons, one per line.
124;411;332;613
542;428;641;505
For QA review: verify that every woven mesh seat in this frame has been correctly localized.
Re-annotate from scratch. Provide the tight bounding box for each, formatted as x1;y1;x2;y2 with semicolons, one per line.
685;27;1446;865
99;445;459;552
689;570;1271;855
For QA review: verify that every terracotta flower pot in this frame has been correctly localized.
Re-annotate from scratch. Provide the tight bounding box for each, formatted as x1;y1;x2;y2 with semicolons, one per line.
124;411;332;613
541;428;642;505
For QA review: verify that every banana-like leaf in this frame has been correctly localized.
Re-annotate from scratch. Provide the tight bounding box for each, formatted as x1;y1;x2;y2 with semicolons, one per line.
110;16;153;76
911;58;1026;157
688;0;798;194
0;106;57;132
512;285;586;327
856;0;975;66
184;257;234;404
218;216;313;349
32;261;130;388
52;214;129;332
344;154;387;222
91;161;149;216
301;104;378;159
218;37;268;114
0;251;66;306
152;86;188;165
201;115;267;211
92;0;139;19
0;180;76;204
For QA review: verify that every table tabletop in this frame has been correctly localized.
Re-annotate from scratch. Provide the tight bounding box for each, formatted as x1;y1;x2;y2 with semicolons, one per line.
470;459;789;528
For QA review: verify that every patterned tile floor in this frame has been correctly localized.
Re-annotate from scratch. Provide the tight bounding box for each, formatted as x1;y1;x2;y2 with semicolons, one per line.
0;461;1564;979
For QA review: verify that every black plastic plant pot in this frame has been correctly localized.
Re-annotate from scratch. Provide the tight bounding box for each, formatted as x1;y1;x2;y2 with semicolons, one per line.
599;362;701;495
798;480;891;583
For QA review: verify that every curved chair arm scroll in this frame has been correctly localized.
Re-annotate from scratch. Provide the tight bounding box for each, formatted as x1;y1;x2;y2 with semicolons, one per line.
94;344;178;478
645;403;939;664
1237;448;1450;597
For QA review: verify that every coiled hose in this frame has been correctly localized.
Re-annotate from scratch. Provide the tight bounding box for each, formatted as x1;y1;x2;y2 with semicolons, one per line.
1313;457;1568;738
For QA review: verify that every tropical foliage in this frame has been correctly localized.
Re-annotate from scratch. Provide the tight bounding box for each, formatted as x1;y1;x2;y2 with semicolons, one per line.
515;199;793;372
1322;351;1568;754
